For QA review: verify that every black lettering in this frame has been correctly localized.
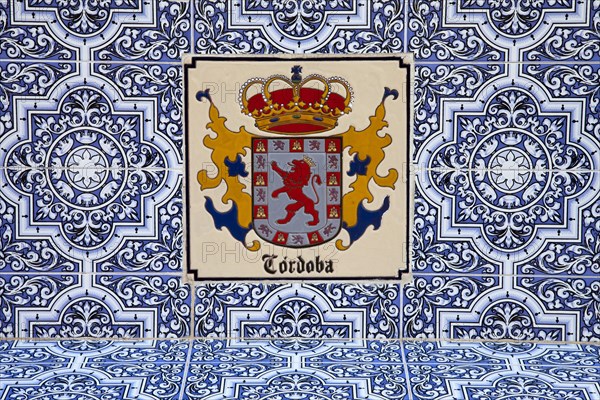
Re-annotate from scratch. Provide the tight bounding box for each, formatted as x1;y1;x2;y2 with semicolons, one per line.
297;256;305;273
306;260;314;273
325;260;334;273
316;256;324;273
289;259;296;273
263;254;278;274
279;257;288;273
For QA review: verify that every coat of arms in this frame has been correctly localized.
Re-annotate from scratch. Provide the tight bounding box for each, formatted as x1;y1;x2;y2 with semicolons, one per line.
185;56;413;280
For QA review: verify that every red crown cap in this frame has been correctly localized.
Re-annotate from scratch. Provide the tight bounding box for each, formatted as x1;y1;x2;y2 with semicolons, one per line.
240;66;353;134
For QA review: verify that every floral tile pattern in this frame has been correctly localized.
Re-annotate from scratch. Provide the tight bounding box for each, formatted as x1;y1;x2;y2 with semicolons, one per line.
194;283;401;339
193;0;404;53
1;1;600;398
0;339;599;399
404;0;600;344
2;0;192;62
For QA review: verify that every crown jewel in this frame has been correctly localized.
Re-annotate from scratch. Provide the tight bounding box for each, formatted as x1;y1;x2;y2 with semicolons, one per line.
239;66;353;134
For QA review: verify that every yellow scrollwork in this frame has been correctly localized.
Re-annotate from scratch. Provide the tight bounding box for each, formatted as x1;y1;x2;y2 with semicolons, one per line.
334;100;398;250
196;102;260;251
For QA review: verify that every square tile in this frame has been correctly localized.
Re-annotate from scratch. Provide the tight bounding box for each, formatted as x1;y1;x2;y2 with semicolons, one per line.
85;339;190;363
195;282;401;339
406;362;507;400
94;274;192;338
0;273;79;338
92;62;185;163
402;273;500;340
2;0;192;62
302;339;404;365
192;0;405;54
0;2;76;60
407;0;507;62
403;340;508;365
523;2;600;62
190;339;289;364
94;182;183;274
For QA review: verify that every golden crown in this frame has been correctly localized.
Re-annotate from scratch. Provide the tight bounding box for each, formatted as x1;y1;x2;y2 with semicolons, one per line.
303;155;316;167
239;66;353;134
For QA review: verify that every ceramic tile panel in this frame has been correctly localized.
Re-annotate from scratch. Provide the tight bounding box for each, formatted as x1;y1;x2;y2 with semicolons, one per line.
1;0;600;372
404;340;600;400
192;0;405;54
194;282;402;338
0;339;599;399
408;0;596;63
1;0;192;62
3;0;600;397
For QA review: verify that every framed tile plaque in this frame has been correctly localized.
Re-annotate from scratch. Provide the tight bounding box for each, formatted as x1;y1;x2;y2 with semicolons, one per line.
184;55;413;280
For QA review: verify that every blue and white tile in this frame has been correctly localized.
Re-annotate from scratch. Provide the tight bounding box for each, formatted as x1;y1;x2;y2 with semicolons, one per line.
2;67;178;170
521;363;600;386
412;182;504;275
507;174;600;341
403;341;600;399
414;169;600;273
403;340;509;365
406;361;506;400
0;340;75;363
1;165;177;260
523;2;600;62
0;360;70;380
184;364;409;400
522;62;600;157
428;372;600;400
3;0;192;62
94;181;183;274
515;191;600;278
0;340;73;380
81;362;187;400
515;273;600;342
0;60;78;144
407;0;507;62
0;365;186;400
1;340;600;399
92;62;185;163
415;68;600;262
84;339;190;364
0;63;181;271
303;339;404;365
312;363;409;399
193;0;405;54
1;273;191;339
94;0;192;62
407;0;591;63
406;269;584;341
413;62;507;159
0;171;82;274
94;274;192;338
0;1;77;60
195;283;401;339
402;273;500;339
0;340;189;400
190;339;289;364
521;342;600;367
0;273;79;338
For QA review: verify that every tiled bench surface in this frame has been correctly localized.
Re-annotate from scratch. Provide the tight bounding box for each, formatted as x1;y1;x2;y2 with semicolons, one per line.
1;339;599;399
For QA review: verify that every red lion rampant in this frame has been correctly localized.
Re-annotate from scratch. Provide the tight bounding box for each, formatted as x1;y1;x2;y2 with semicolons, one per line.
271;158;322;226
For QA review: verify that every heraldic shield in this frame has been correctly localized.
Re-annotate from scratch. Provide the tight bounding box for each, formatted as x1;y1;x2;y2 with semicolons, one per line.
185;55;413;280
252;137;342;247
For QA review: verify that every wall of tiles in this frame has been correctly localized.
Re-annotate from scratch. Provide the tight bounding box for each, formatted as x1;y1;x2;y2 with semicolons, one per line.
1;0;599;345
